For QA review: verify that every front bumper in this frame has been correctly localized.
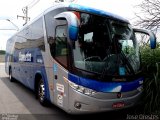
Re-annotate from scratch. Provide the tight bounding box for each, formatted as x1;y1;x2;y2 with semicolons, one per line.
67;87;142;114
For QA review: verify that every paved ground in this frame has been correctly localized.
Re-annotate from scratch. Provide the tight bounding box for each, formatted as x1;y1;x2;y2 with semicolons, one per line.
0;63;141;120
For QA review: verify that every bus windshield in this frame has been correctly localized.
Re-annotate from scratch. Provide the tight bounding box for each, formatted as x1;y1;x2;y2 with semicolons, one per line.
73;13;140;76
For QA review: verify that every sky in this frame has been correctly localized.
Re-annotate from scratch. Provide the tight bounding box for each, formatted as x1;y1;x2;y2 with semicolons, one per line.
0;0;142;50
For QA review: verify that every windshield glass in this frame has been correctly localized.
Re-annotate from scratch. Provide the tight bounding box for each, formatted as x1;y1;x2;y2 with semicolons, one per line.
73;12;140;76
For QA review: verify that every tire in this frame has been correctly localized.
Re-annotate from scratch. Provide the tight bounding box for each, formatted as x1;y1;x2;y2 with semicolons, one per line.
9;68;15;82
38;78;48;106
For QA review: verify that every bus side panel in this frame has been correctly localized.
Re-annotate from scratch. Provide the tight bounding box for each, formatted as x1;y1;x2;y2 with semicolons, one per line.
19;48;37;89
43;8;68;105
5;37;16;75
11;49;23;83
52;62;69;112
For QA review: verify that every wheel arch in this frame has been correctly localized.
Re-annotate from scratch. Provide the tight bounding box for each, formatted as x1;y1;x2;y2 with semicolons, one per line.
34;71;50;101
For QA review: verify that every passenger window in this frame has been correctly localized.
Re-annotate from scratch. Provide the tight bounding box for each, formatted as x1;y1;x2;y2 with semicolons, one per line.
55;25;68;68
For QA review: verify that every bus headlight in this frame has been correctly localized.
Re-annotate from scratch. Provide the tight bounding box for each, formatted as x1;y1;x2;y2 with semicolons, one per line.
68;81;79;89
69;81;96;96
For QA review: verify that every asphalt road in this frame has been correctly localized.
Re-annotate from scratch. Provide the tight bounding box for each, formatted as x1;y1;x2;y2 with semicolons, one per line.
0;63;138;120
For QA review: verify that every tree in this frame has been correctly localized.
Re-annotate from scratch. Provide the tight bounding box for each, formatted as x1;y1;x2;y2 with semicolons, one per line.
135;0;160;33
135;0;160;114
0;50;5;55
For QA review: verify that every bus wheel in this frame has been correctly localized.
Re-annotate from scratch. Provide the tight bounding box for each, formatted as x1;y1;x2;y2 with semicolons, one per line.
38;78;48;106
9;68;14;82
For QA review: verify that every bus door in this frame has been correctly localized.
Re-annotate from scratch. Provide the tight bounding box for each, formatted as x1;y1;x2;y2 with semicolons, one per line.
53;19;69;109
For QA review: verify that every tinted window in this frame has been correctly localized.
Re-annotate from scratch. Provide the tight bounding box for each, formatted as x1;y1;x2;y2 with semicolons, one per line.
45;8;65;41
73;12;140;76
54;25;68;67
14;18;45;51
31;18;45;51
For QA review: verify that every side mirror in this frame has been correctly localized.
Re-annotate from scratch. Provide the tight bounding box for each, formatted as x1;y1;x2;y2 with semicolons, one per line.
133;28;156;49
54;12;79;41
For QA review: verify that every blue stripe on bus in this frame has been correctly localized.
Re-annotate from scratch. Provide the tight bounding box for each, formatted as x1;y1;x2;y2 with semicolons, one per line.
69;4;129;23
68;73;143;92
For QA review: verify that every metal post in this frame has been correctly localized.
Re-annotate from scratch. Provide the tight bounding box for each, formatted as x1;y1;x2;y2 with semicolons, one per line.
17;6;30;26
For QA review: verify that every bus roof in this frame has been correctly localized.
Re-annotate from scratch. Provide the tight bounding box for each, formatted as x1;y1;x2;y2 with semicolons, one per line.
68;4;129;23
44;3;129;23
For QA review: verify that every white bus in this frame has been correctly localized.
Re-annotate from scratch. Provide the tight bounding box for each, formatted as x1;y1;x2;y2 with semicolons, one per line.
5;3;156;114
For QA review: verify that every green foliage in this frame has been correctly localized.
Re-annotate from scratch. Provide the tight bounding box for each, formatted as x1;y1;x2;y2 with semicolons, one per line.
0;50;5;55
141;45;160;68
140;43;160;114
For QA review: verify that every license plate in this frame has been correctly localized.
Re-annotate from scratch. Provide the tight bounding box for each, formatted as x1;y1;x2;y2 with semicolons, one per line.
112;102;125;108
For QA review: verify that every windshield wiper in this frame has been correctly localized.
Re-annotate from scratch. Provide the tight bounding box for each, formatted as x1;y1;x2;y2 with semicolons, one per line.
100;48;117;79
100;48;135;80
